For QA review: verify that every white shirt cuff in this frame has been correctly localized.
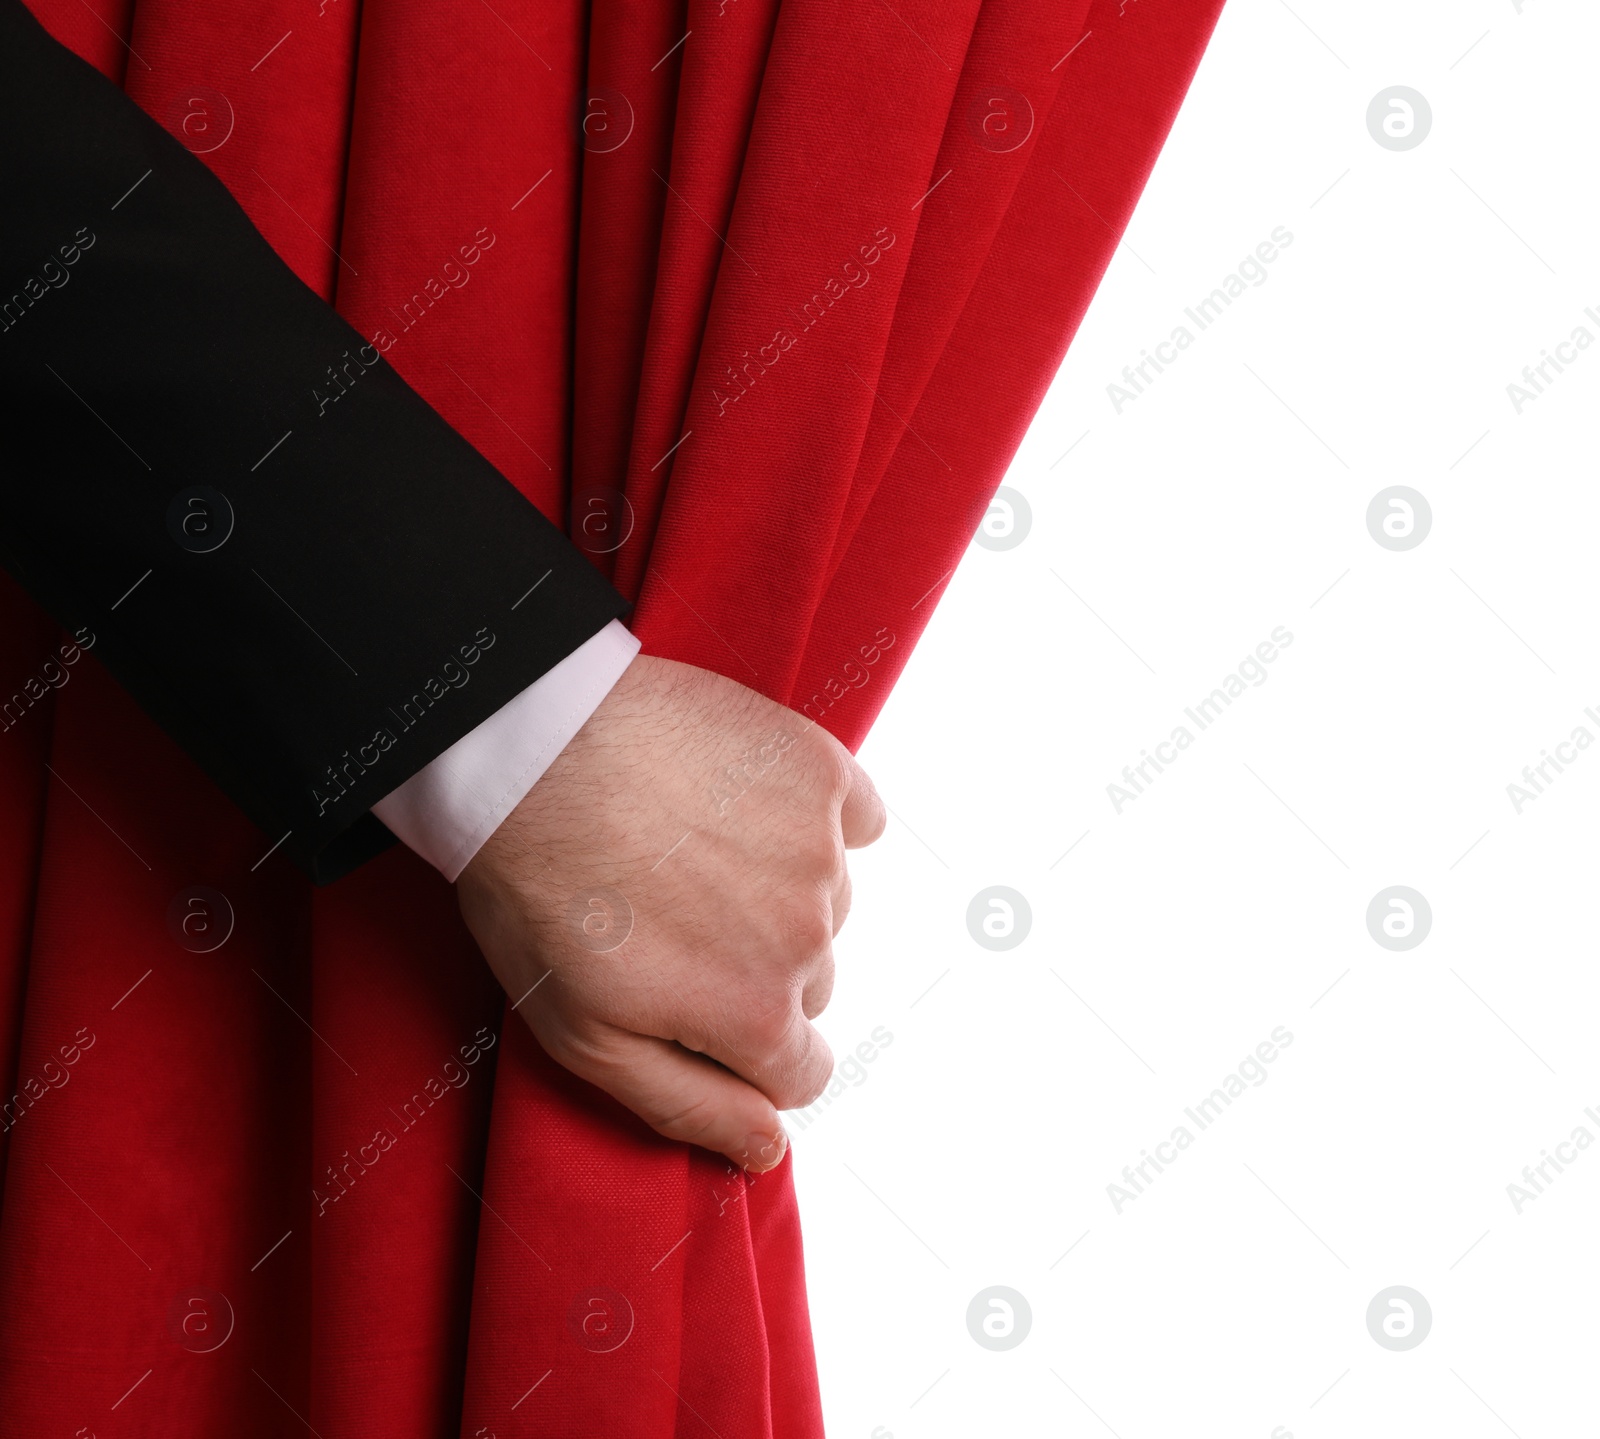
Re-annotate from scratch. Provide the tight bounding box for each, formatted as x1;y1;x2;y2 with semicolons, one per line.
371;618;640;881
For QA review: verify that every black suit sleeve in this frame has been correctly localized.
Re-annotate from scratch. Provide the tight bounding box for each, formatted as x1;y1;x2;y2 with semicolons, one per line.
0;1;630;883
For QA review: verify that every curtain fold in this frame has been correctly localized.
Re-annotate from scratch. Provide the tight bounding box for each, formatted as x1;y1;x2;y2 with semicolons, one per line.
0;0;1225;1433
793;0;1229;731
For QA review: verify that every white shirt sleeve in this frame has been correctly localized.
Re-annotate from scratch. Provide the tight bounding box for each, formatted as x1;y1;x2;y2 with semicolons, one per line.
371;618;640;881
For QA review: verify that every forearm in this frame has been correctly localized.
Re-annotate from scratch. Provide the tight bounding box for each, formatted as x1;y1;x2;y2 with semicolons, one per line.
0;0;629;881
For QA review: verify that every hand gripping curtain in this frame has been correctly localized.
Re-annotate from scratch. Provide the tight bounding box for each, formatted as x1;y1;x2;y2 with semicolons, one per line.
0;0;1225;1433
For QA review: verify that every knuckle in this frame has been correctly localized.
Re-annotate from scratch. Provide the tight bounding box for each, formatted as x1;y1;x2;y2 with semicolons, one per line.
795;728;851;797
780;1040;834;1110
755;1011;832;1110
542;1018;625;1077
803;958;836;1019
741;1001;797;1056
769;890;833;958
813;828;847;875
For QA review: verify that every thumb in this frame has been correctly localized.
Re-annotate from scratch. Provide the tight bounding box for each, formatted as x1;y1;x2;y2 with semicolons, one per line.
556;1025;791;1172
839;755;887;849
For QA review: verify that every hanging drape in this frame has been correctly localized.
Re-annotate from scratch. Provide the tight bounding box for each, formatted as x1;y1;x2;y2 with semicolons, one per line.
0;0;1224;1432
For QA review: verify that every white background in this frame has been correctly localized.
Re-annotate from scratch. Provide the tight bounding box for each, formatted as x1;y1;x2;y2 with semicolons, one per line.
793;1;1600;1435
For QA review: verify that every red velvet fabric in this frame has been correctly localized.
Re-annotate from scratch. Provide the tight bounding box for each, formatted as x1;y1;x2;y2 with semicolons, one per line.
0;0;1223;1432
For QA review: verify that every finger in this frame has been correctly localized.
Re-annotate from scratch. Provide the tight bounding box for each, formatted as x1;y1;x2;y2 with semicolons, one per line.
743;1005;834;1111
838;755;886;848
830;867;852;937
801;951;835;1019
678;997;833;1111
549;1023;791;1172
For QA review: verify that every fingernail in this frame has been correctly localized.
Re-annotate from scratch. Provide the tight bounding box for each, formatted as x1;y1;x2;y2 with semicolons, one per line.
743;1127;788;1172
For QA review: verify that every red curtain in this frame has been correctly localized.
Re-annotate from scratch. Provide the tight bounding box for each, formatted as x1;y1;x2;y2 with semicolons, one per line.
0;0;1223;1432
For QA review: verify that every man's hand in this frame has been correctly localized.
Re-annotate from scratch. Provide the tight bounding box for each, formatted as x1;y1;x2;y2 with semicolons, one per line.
456;654;886;1172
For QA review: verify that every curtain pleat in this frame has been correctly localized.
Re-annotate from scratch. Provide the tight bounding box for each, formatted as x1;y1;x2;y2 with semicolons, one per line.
571;0;689;568
118;0;361;300
0;1;1225;1432
0;657;311;1426
793;0;1226;737
626;0;985;695
0;572;57;1204
613;0;783;594
819;0;1091;587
